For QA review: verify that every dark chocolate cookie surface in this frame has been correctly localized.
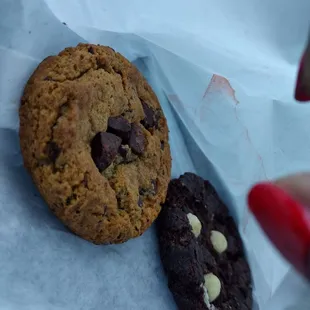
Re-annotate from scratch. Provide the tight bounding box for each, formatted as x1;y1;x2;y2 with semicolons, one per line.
19;43;171;244
157;173;252;310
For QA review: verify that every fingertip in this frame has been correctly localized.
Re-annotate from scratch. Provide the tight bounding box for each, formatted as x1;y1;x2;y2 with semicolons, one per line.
295;52;310;102
306;249;310;280
248;182;310;277
274;173;310;207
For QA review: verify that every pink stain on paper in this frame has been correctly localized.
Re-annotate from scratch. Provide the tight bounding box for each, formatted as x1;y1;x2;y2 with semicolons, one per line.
201;74;269;233
202;74;239;104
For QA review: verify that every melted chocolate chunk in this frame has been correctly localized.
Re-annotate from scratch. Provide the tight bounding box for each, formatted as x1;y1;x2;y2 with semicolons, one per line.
91;132;122;171
141;102;157;129
46;142;61;162
88;46;95;54
129;124;145;155
107;116;131;142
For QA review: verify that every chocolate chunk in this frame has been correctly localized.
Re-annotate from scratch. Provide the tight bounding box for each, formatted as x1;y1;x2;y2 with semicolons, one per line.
46;142;61;162
129;124;145;155
91;132;122;171
139;188;147;196
88;46;94;54
107;116;131;142
44;76;53;81
138;196;143;207
154;111;161;129
141;102;157;129
160;140;165;150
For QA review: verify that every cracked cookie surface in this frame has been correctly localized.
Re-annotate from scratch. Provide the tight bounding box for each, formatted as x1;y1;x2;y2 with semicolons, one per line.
19;43;171;244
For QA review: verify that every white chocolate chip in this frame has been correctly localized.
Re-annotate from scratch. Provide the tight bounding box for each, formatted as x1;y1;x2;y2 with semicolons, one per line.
186;213;202;238
203;273;221;303
210;230;228;254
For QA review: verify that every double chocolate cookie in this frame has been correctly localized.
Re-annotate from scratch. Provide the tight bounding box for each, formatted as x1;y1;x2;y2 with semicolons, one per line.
19;43;171;244
157;173;252;310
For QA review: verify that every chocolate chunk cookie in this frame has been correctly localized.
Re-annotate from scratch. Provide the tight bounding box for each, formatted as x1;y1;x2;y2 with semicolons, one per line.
19;43;171;244
157;173;252;310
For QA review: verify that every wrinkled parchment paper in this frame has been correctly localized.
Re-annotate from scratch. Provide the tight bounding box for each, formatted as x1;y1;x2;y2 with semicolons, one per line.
1;0;310;309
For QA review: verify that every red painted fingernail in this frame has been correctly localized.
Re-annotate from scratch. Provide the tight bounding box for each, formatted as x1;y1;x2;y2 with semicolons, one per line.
306;248;310;279
248;183;310;277
295;53;310;102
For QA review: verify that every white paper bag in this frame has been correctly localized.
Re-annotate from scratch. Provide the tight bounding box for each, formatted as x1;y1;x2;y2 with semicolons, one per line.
1;0;310;308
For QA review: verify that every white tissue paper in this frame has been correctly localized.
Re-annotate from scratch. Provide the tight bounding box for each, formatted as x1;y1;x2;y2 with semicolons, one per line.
1;0;310;309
